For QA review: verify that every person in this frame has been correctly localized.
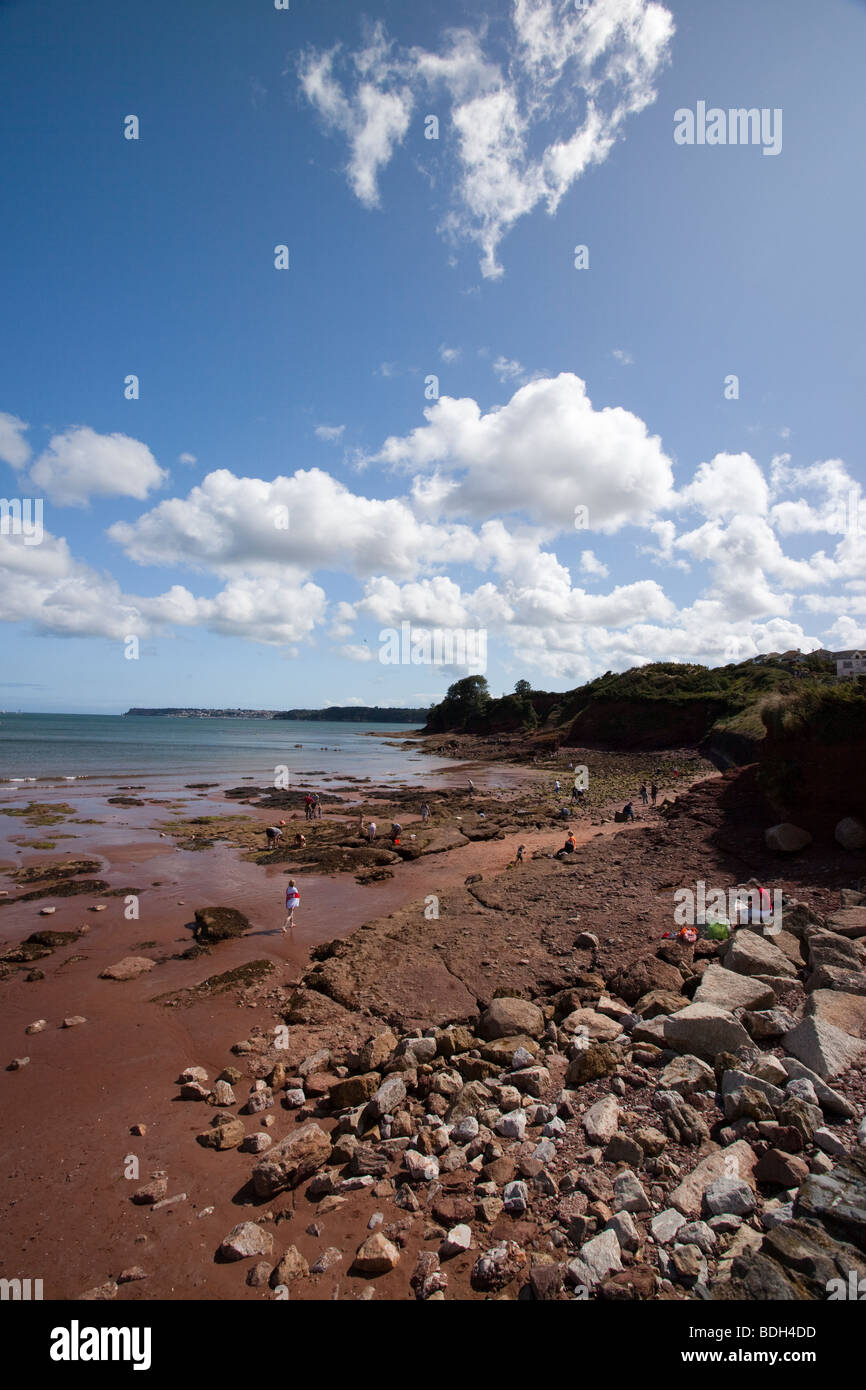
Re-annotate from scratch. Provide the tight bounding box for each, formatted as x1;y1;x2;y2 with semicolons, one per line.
554;779;561;794
516;843;526;864
640;782;648;805
650;782;658;806
313;793;322;820
468;779;475;795
556;830;577;858
294;832;306;848
304;794;313;822
421;803;430;823
558;805;569;820
572;784;584;803
283;878;300;933
367;820;376;842
390;821;402;845
266;825;283;850
622;802;635;822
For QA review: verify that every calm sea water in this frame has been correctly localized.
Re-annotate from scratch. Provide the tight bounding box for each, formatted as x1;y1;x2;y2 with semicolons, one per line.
0;714;449;786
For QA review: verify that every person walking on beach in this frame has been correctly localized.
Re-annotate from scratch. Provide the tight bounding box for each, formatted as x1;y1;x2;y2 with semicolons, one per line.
313;792;322;820
304;794;313;821
650;782;658;806
266;825;283;851
367;820;376;842
554;779;561;794
283;879;300;933
421;803;430;823
640;782;648;806
516;843;526;864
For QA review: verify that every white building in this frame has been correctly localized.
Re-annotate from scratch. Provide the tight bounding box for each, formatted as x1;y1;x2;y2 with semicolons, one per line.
836;650;866;678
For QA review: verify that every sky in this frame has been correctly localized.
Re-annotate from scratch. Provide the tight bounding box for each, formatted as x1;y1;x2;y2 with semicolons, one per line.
0;0;864;714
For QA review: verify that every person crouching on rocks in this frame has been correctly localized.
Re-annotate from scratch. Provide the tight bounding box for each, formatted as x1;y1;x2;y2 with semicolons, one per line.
283;879;300;933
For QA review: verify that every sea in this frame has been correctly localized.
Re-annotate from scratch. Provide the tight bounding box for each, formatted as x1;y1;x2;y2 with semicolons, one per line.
0;713;454;790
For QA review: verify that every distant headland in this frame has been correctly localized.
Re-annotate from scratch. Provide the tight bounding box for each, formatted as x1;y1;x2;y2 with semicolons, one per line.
123;706;427;722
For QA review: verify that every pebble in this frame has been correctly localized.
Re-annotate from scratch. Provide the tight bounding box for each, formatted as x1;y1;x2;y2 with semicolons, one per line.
25;1020;48;1035
62;1016;87;1028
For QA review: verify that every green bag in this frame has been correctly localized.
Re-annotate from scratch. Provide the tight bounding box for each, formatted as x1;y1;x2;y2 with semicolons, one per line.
705;920;730;941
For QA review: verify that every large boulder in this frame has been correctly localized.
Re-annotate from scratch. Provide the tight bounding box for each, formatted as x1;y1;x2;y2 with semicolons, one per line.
193;906;252;943
251;1122;331;1197
806;989;866;1039
764;824;812;853
693;964;775;1011
722;931;797;979
794;1149;866;1252
825;907;866;941
478;997;544;1040
782;1016;866;1080
559;1008;622;1042
607;957;684;1007
663;1004;753;1061
835;817;866;851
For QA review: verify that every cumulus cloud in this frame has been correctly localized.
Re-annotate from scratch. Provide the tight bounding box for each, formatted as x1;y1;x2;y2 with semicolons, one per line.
315;424;345;442
378;372;676;532
0;412;32;469
24;427;167;507
299;0;675;276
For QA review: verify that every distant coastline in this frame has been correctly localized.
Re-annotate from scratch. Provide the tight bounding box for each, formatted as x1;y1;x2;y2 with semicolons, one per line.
123;706;427;722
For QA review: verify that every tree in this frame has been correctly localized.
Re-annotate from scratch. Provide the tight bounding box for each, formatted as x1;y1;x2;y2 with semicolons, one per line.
514;679;532;699
426;675;491;732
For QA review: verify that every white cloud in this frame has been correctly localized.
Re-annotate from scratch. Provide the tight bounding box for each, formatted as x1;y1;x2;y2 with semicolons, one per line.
299;0;675;276
0;412;32;469
26;427;167;507
677;452;769;521
579;549;609;579
315;425;345;442
439;345;462;364
179;452;197;465
611;348;634;366
377;372;676;532
492;355;526;382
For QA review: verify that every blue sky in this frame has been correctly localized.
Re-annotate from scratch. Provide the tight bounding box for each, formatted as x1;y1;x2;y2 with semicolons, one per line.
1;0;864;713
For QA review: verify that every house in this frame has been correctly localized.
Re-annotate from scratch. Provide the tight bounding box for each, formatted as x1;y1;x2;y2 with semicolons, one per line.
836;650;866;679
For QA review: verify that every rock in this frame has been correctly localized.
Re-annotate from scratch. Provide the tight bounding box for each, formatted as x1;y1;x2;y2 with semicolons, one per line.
604;1134;644;1167
479;997;544;1040
565;1042;619;1086
560;1008;622;1042
180;1081;210;1101
782;1015;866;1080
209;1080;236;1108
780;1057;857;1117
577;1229;623;1286
251;1122;332;1197
807;989;866;1038
764;823;812;853
353;1232;401;1275
440;1223;472;1258
496;1109;527;1140
193;906;251;943
582;1096;620;1145
669;1141;757;1218
131;1178;167;1205
359;1030;398;1071
367;1075;406;1119
246;1262;272;1288
635;989;689;1019
825;906;866;940
99;957;156;981
813;1127;847;1158
284;1089;305;1109
471;1241;528;1292
219;1222;274;1261
670;1243;704;1287
309;1247;344;1275
723;1086;776;1123
403;1150;439;1183
503;1181;529;1214
530;1262;565;1300
677;1220;716;1255
198;1118;245;1150
613;1170;651;1214
835;817;866;850
755;1148;810;1187
786;1077;820;1106
658;1054;715;1097
511;1046;535;1070
653;1091;710;1146
741;1008;796;1040
723;932;797;979
607;957;684;1006
240;1132;272;1155
270;1246;310;1285
663;1004;753;1061
245;1086;274;1115
703;1177;757;1218
694;964;776;1011
117;1267;148;1284
509;1065;551;1097
635;1125;668;1157
329;1073;380;1109
451;1116;479;1145
25;1020;48;1035
794;1150;866;1251
606;1211;640;1252
598;1267;658;1300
